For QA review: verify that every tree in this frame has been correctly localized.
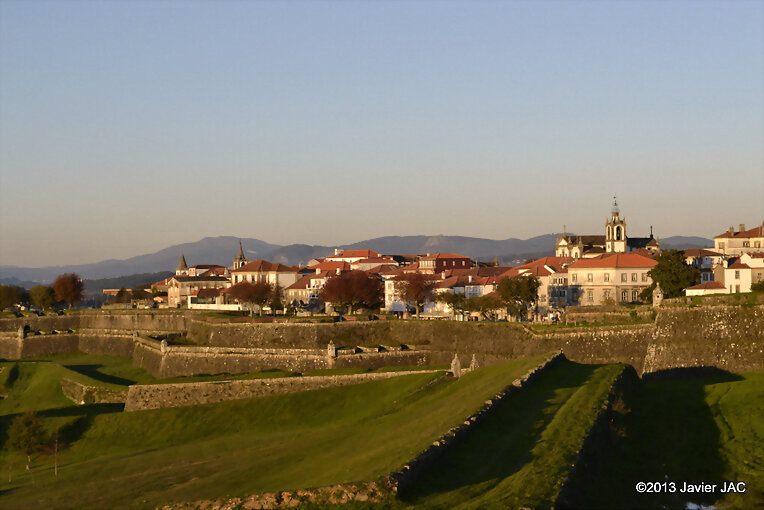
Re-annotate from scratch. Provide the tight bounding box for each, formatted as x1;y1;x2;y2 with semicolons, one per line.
320;271;383;314
131;289;151;301
115;287;130;304
7;411;48;471
393;273;438;319
0;285;24;311
497;275;540;320
269;285;284;314
436;292;465;318
53;273;83;309
752;280;764;292
463;294;504;320
227;281;273;315
29;285;56;310
639;250;701;301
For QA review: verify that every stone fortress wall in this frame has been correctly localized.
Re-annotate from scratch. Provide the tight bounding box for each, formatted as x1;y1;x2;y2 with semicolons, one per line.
0;305;762;378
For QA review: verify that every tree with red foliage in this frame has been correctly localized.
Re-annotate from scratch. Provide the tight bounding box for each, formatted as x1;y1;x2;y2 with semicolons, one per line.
227;281;273;316
53;273;83;309
320;271;383;314
394;273;438;319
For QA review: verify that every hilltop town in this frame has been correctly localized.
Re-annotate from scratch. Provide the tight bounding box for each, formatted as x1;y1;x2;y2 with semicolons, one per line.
95;201;763;322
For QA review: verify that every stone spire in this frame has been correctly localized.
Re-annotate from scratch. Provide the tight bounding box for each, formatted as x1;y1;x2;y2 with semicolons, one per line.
233;241;248;270
176;253;188;275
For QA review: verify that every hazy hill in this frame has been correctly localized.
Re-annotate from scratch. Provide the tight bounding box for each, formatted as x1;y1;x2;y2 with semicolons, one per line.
0;236;280;283
82;271;175;294
659;236;715;250
0;234;713;284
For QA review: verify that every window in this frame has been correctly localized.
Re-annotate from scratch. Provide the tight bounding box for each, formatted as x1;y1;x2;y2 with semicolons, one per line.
743;241;750;248
572;274;577;283
735;285;740;293
632;273;637;282
621;273;627;282
755;242;761;248
587;273;593;281
642;273;648;282
735;270;740;279
587;290;593;302
604;273;610;282
632;290;638;302
719;242;725;250
621;291;628;301
604;289;611;301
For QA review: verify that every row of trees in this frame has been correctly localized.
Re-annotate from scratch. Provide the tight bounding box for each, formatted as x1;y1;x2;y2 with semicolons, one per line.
0;274;84;311
227;281;283;316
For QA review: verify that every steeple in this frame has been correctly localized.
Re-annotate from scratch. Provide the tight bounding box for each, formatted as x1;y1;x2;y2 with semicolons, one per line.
233;240;248;270
176;253;188;275
605;197;627;253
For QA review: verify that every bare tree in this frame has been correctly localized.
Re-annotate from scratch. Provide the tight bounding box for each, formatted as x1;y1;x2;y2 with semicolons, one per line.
394;273;438;319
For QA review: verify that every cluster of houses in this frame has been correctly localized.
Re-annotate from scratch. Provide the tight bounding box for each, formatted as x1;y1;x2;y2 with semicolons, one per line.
138;202;764;318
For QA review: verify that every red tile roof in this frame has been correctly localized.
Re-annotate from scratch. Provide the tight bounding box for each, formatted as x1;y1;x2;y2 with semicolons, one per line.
190;288;223;298
728;261;750;269
307;261;350;271
714;225;764;239
685;281;725;290
353;257;397;265
232;260;299;273
684;248;722;257
569;253;658;269
419;253;471;260
330;249;380;259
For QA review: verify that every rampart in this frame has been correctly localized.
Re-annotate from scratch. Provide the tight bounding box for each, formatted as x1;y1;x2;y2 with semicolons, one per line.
60;378;127;405
1;305;762;376
124;369;441;411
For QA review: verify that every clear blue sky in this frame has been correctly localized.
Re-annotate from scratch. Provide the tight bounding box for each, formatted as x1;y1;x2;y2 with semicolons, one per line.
1;0;762;266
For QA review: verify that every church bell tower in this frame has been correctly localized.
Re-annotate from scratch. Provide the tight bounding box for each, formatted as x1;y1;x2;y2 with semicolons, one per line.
233;241;248;270
605;197;627;253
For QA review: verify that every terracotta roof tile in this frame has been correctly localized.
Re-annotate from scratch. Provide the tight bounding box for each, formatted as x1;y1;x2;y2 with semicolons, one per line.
569;253;658;269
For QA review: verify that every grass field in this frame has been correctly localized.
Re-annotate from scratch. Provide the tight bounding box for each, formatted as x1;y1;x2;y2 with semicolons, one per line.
402;362;624;509
1;352;759;510
561;369;764;509
0;355;549;508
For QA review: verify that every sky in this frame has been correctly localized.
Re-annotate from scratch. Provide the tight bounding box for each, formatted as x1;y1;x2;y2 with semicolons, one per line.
1;0;763;267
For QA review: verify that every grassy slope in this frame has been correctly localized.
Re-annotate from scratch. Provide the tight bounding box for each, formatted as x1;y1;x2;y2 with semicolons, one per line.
564;371;764;509
404;362;624;509
0;355;547;509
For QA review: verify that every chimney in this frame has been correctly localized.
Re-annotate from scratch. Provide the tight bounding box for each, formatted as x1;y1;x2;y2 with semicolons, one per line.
468;275;473;283
728;226;734;234
334;248;342;256
739;224;746;232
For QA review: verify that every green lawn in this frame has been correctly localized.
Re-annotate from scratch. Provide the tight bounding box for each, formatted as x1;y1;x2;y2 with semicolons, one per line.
0;355;548;509
403;362;624;509
561;370;764;509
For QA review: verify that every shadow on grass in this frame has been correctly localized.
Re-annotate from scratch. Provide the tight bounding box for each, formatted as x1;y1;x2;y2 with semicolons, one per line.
0;404;123;448
401;359;600;505
558;366;743;510
63;364;135;386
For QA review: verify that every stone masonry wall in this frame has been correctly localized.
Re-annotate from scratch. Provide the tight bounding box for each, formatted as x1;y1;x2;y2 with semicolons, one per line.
1;305;762;376
60;378;127;405
124;369;441;411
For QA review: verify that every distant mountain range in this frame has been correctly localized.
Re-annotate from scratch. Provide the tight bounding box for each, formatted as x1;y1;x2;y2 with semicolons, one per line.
0;234;714;286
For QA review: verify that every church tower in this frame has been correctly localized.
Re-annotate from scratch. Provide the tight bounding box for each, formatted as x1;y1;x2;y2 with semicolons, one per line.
175;253;189;276
605;197;627;253
233;241;248;270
